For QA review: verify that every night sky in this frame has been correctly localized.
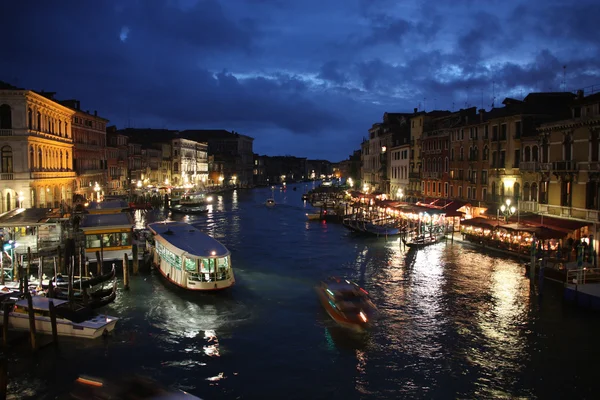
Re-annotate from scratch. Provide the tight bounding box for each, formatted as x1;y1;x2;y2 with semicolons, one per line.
2;0;598;161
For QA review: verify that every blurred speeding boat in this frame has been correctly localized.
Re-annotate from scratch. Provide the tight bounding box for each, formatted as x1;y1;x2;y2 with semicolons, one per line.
70;375;203;399
316;277;377;332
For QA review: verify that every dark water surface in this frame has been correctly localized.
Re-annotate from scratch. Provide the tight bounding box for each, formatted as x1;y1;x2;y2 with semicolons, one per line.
6;185;600;399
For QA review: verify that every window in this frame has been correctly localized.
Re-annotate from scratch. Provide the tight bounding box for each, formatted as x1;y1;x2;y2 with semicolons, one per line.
1;146;13;173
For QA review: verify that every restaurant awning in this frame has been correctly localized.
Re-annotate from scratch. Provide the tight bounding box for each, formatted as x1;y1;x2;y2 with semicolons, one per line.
459;217;498;229
514;214;592;233
0;208;63;227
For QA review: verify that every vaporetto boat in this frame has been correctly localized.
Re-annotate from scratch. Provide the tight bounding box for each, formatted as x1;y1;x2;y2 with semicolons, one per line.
147;221;235;291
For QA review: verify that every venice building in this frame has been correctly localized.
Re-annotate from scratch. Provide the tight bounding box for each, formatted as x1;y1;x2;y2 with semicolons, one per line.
0;81;76;212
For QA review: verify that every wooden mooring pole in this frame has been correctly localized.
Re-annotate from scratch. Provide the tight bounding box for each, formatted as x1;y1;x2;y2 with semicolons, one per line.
2;302;10;347
0;355;7;400
57;245;62;274
48;300;58;345
123;254;130;290
26;247;32;278
132;244;139;275
25;292;36;351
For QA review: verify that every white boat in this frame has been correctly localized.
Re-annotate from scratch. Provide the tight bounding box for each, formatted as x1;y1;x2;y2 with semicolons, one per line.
180;191;213;206
0;296;118;339
266;186;276;207
147;222;235;291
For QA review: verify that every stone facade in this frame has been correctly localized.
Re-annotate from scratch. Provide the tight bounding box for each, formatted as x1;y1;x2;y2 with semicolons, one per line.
0;88;76;211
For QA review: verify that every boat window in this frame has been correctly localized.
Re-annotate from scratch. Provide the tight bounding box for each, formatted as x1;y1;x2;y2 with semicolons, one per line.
85;234;102;249
184;258;196;272
156;242;182;270
217;256;229;269
199;258;215;273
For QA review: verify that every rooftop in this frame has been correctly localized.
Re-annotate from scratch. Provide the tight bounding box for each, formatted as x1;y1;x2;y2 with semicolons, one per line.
148;221;229;258
81;213;134;229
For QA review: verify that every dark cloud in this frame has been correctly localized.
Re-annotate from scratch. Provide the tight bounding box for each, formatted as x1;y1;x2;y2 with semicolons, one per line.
0;0;598;161
317;61;348;84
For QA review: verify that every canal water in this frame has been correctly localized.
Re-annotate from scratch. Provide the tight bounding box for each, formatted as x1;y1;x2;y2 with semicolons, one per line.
5;185;600;399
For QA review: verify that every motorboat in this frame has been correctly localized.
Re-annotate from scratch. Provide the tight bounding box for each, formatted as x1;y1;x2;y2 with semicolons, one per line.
69;375;203;399
179;191;213;206
265;198;276;207
402;233;445;249
316;277;377;332
170;204;209;215
147;221;235;291
0;296;118;339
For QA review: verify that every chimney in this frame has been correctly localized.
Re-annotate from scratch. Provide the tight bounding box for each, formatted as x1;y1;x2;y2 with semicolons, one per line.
94;110;97;116
86;110;90;114
76;101;80;110
577;89;584;100
413;107;418;114
478;109;485;122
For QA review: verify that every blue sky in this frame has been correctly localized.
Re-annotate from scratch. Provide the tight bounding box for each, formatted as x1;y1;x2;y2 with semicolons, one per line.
2;0;598;161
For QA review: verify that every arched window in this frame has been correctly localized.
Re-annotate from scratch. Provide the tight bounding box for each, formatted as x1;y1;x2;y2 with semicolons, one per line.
37;112;41;130
524;146;531;162
0;104;12;129
438;157;442;173
66;152;70;169
59;121;62;136
451;148;455;161
445;157;449;172
524;183;530;201
28;108;33;129
29;146;34;170
500;183;505;197
531;183;538;202
483;146;489;161
6;192;11;211
492;181;497;197
38;148;43;169
532;146;539;162
514;182;521;200
1;146;13;173
60;151;63;169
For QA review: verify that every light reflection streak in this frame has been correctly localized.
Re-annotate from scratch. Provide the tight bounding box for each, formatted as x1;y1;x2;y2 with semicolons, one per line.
355;350;370;395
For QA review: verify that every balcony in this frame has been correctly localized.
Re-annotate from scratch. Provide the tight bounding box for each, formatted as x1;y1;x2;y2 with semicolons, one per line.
552;161;578;172
30;170;76;179
409;172;421;179
0;128;72;143
539;163;552;172
0;173;13;180
519;161;538;172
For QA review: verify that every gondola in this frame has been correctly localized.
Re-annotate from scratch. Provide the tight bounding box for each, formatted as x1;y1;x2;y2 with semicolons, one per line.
50;283;117;309
51;265;116;290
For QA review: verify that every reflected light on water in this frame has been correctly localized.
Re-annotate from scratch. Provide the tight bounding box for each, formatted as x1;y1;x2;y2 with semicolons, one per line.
203;329;221;357
355;350;370;395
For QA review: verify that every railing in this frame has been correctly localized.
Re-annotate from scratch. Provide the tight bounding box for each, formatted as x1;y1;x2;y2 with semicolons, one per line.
553;161;578;171
0;128;73;143
409;172;421;179
0;173;13;180
519;201;538;213
519;161;538;172
566;268;600;285
30;171;76;179
537;204;600;220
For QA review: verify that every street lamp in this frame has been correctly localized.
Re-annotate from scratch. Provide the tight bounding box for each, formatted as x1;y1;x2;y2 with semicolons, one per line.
499;198;516;223
94;182;101;201
396;188;404;200
348;177;354;188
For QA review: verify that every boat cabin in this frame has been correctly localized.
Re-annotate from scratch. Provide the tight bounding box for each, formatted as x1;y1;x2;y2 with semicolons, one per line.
80;213;134;262
148;222;234;290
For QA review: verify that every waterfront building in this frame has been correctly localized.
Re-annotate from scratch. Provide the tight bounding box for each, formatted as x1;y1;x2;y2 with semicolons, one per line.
306;159;333;181
0;81;76;211
60;100;108;202
252;154;267;186
179;130;254;187
444;107;479;201
106;126;129;196
262;155;308;183
535;90;600;220
389;132;411;201
171;137;208;188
